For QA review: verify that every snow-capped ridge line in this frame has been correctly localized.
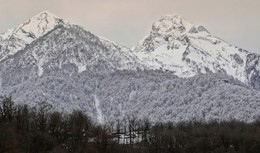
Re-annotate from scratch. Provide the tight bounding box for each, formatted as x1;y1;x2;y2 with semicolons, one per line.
1;12;260;123
1;12;260;89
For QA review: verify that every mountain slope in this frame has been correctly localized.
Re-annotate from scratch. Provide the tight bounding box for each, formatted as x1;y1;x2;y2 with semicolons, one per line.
133;14;260;89
1;70;260;123
0;26;142;93
95;72;260;123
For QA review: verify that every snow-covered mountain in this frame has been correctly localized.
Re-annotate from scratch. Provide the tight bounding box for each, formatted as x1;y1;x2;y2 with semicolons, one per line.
0;11;69;62
2;12;260;89
0;11;142;77
1;11;260;123
133;14;260;89
0;11;144;123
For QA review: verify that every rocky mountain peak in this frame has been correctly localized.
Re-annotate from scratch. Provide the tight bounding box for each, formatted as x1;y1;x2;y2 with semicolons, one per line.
36;10;59;18
1;10;64;40
154;14;193;34
21;10;64;36
133;14;257;85
152;14;209;38
133;14;210;53
0;11;67;62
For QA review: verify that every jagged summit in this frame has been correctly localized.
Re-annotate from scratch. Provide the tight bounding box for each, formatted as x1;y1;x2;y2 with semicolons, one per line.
133;14;210;53
36;10;59;18
158;14;186;23
156;14;194;33
1;10;64;40
152;14;209;37
15;10;66;38
133;14;260;88
0;11;69;61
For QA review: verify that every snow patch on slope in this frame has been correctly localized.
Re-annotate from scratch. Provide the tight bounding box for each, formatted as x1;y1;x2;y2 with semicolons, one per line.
0;72;2;92
93;94;104;124
31;48;44;76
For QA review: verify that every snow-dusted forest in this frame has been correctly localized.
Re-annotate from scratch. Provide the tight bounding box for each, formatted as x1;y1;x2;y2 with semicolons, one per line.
1;97;260;153
1;70;260;123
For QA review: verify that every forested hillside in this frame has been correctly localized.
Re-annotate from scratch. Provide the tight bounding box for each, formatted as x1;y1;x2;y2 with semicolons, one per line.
1;70;260;123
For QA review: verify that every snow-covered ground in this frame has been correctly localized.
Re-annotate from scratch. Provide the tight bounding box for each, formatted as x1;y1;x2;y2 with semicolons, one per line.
93;94;104;124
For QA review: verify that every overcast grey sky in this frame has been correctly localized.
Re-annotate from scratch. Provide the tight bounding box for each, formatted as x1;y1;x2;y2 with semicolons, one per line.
0;0;259;52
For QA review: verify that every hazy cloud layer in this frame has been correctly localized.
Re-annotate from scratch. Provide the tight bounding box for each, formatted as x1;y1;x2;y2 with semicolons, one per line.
0;0;259;52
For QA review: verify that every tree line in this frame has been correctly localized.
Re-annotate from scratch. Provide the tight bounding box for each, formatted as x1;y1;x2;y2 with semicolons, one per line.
0;96;260;153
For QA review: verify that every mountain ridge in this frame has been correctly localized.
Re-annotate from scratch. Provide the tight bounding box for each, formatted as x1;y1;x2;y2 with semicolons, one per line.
1;11;260;89
1;11;260;123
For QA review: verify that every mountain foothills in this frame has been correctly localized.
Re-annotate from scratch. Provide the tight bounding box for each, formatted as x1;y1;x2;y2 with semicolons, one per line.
0;11;260;123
